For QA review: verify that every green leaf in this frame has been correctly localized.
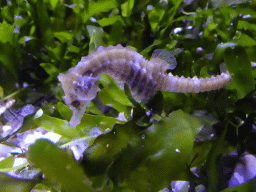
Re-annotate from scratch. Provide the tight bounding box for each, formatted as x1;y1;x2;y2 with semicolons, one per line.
33;114;79;139
27;139;93;192
27;0;54;46
0;156;14;170
97;15;125;27
148;7;165;32
49;0;58;9
1;7;13;22
237;20;256;32
0;173;38;192
238;34;256;47
35;0;54;46
77;113;125;130
125;110;204;191
212;42;237;65
54;31;74;43
187;141;213;168
109;20;125;45
0;42;18;79
121;0;134;17
98;89;131;115
58;101;125;130
160;0;183;37
46;43;68;61
81;121;142;176
57;102;72;120
224;46;254;98
100;74;133;107
40;63;59;77
83;0;120;22
69;44;80;53
0;21;14;44
98;74;133;115
204;22;217;37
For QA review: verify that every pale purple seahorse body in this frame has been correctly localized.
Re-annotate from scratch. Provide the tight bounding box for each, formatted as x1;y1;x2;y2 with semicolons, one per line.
58;44;232;127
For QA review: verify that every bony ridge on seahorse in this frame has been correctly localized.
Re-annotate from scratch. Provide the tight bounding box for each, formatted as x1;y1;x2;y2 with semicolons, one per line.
58;44;234;128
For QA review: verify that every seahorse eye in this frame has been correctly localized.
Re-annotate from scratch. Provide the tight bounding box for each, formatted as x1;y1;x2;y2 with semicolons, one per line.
84;70;95;77
86;81;92;90
71;100;80;108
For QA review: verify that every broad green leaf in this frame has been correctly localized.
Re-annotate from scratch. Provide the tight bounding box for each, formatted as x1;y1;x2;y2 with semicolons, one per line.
58;101;125;130
81;121;142;176
98;89;131;115
27;0;54;45
106;110;203;191
237;20;256;32
125;110;204;191
0;156;14;169
97;15;125;27
204;22;217;37
238;34;256;47
100;74;133;107
54;31;74;43
35;0;54;45
77;113;125;130
83;0;120;22
0;163;29;173
98;74;133;115
27;139;93;192
69;45;80;53
40;63;59;77
46;43;68;61
145;108;203;159
49;0;58;9
1;7;13;22
109;20;125;45
33;114;79;139
57;102;72;120
121;0;134;17
212;42;237;65
0;42;18;79
187;141;213;168
0;21;14;44
246;45;256;62
107;138;147;186
148;7;165;32
160;0;183;37
224;46;254;98
0;173;38;192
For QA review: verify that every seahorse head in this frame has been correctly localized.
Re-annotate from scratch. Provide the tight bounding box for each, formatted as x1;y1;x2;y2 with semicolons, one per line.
58;69;100;127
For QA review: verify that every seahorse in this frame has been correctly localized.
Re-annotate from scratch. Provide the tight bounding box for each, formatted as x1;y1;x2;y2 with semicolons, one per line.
58;44;232;128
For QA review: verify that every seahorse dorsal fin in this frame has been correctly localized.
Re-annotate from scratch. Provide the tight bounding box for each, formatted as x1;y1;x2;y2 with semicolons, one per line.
151;49;177;70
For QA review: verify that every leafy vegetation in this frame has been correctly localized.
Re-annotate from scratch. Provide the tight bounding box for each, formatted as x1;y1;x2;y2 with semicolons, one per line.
0;0;256;191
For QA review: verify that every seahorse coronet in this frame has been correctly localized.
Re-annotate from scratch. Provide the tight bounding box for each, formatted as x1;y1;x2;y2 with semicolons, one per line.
58;44;233;127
